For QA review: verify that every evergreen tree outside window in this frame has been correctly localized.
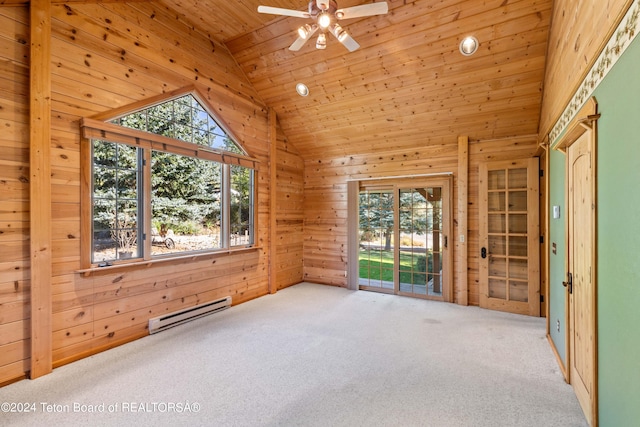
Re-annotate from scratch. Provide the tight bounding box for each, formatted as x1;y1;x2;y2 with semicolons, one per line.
230;165;254;247
92;141;142;262
88;92;256;264
150;151;223;256
111;95;245;154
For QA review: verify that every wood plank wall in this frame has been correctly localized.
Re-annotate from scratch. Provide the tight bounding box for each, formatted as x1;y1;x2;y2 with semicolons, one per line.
48;1;268;369
0;2;304;384
0;5;30;385
302;136;539;306
276;122;304;290
539;0;633;136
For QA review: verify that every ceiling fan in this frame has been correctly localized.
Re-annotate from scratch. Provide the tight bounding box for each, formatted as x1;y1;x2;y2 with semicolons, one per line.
257;0;389;52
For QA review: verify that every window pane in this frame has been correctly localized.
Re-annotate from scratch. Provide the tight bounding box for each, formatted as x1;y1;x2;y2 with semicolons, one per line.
92;140;141;263
117;170;138;199
508;168;527;189
93;140;117;167
488;192;505;211
93;231;116;263
110;94;245;154
230;165;254;247
509;191;527;211
488;170;505;190
93;166;115;193
151;151;222;255
95;94;256;264
114;201;138;260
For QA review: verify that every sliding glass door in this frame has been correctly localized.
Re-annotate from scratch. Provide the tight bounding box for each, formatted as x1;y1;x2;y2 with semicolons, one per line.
359;189;395;291
357;177;451;301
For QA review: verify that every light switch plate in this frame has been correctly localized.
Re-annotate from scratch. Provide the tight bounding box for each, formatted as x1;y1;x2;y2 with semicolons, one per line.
553;205;560;219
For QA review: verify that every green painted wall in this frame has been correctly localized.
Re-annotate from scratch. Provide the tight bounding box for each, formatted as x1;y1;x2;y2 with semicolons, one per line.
592;35;640;425
549;36;640;425
548;149;567;363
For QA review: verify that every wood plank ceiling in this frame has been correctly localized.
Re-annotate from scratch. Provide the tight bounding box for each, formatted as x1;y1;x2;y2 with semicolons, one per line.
139;0;552;159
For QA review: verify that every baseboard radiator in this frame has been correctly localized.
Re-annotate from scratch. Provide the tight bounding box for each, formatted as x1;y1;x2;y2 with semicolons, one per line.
148;296;232;334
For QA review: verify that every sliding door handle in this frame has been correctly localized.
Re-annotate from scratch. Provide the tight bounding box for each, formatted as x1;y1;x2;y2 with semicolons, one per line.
481;247;487;259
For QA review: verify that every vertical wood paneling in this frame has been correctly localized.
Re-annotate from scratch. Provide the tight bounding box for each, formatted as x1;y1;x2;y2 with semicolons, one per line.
303;138;539;305
30;0;54;379
303;144;459;289
276;122;304;290
269;108;277;293
0;5;30;385
457;136;469;306
228;0;553;160
539;0;632;136
40;1;277;371
0;1;307;385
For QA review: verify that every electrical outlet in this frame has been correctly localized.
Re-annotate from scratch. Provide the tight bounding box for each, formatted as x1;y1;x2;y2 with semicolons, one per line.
556;319;560;332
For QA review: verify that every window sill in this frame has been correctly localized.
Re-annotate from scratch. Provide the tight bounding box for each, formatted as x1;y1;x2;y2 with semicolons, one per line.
76;246;261;277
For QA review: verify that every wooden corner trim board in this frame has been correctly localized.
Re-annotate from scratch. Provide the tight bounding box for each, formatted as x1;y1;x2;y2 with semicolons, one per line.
541;135;551;335
456;136;469;306
268;108;277;294
29;0;53;379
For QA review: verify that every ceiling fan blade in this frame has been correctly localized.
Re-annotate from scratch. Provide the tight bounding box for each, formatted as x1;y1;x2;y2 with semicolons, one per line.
289;36;310;51
329;26;360;52
336;2;389;20
257;5;310;19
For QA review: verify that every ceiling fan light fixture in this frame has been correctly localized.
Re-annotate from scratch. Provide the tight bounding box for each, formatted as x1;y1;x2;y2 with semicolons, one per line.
459;36;479;56
298;23;316;39
331;23;348;42
296;83;309;96
316;33;327;49
318;12;332;29
258;1;390;52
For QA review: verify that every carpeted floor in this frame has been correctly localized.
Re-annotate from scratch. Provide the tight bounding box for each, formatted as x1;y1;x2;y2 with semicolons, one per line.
0;282;587;426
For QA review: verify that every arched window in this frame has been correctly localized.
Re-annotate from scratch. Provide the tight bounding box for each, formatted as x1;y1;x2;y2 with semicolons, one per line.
81;88;257;266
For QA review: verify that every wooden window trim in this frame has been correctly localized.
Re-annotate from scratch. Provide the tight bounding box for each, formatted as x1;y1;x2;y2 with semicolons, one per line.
90;85;252;157
77;246;261;277
79;88;260;270
81;118;259;170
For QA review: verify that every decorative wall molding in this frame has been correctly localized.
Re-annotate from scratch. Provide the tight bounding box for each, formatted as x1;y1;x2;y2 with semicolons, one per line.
550;0;640;147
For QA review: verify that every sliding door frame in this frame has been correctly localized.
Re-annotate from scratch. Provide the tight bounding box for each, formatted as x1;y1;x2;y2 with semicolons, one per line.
347;174;453;302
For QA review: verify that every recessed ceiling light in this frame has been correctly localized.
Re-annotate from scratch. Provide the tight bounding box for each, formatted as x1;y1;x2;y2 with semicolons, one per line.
459;36;479;56
296;83;309;97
